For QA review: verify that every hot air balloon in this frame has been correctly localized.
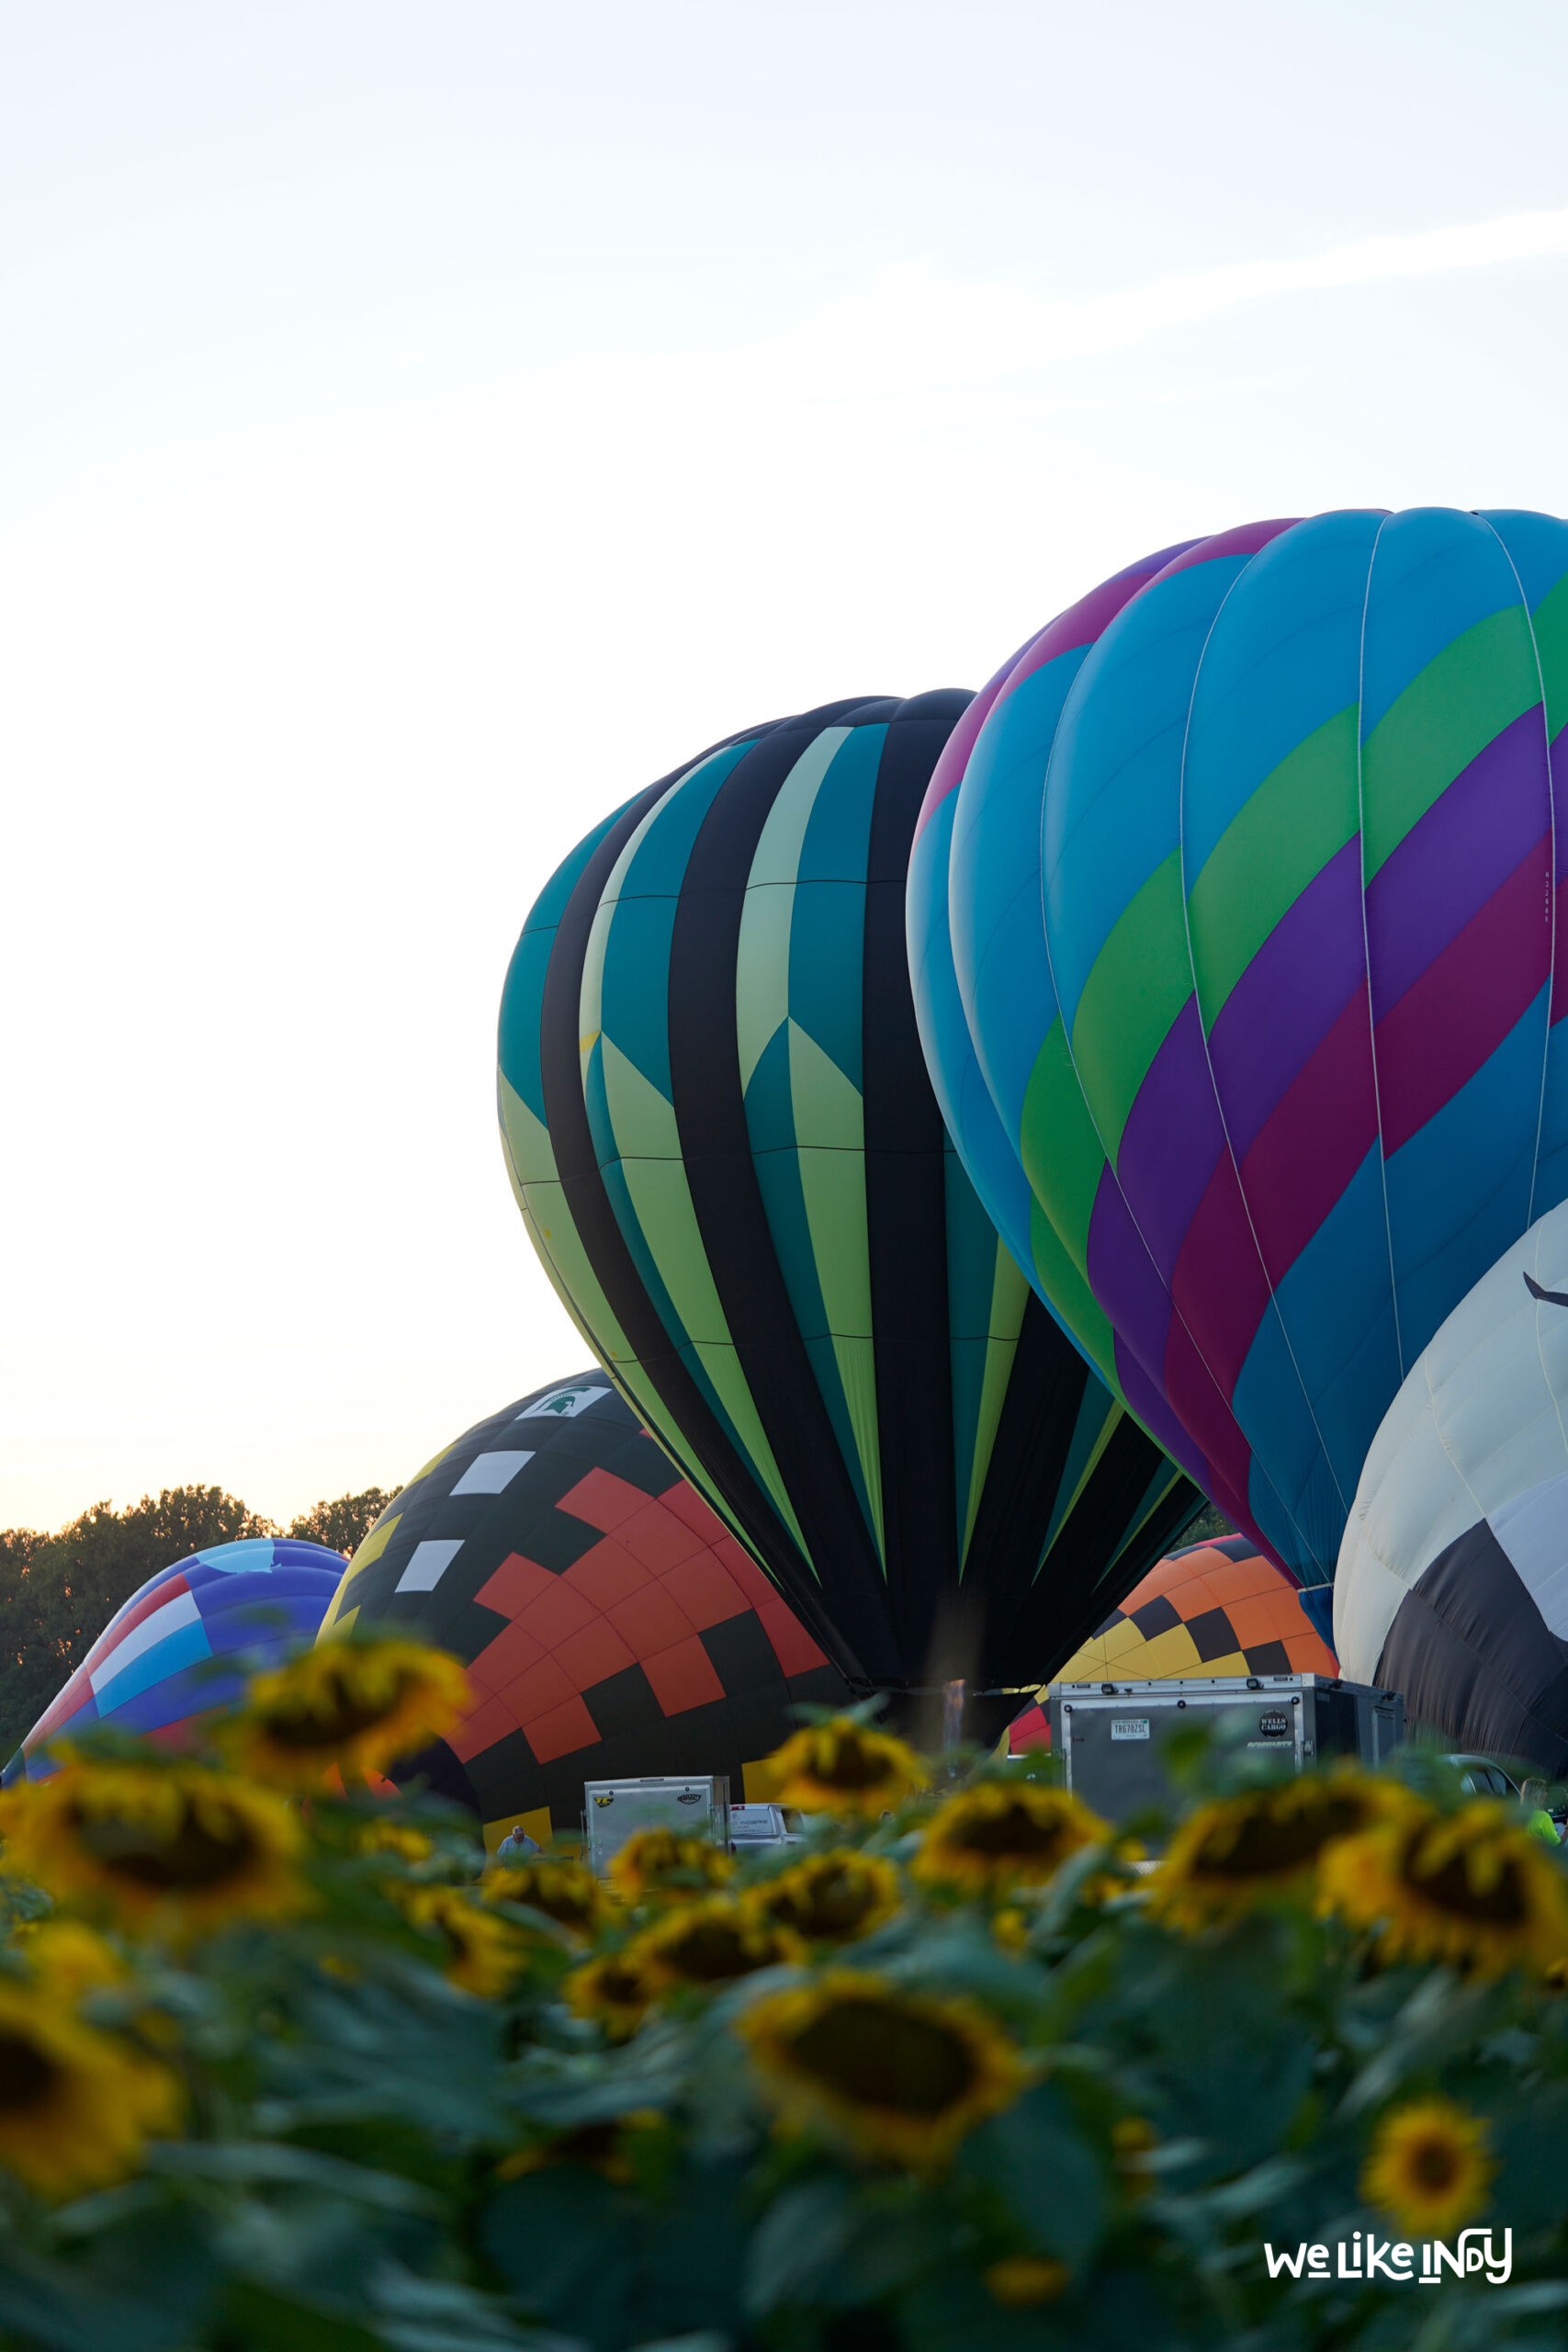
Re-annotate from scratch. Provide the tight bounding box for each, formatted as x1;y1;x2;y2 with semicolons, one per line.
1337;1200;1568;1768
2;1538;344;1783
498;695;1198;1720
319;1374;850;1844
920;507;1568;1602
1006;1533;1337;1753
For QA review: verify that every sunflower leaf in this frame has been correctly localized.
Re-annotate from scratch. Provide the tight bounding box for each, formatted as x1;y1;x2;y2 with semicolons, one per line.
740;2176;853;2315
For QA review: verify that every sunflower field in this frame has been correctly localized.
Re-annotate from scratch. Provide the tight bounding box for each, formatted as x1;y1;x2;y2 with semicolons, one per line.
1;1647;1568;2349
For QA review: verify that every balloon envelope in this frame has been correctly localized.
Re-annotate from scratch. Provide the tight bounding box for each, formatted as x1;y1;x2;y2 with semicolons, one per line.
3;1538;345;1783
1006;1533;1336;1752
923;508;1568;1591
1337;1198;1568;1767
320;1374;849;1842
499;695;1197;1704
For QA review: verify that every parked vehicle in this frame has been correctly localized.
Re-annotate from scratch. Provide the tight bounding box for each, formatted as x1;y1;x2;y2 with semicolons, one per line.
728;1802;800;1852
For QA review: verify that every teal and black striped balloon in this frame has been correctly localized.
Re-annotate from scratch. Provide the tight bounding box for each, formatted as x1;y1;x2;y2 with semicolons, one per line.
497;694;1198;1699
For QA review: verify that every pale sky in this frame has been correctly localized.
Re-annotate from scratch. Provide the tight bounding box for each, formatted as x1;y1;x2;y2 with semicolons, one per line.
6;0;1568;1532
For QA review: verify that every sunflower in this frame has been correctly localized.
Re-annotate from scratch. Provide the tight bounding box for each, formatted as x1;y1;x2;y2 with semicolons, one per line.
1361;2098;1495;2239
748;1851;901;1944
737;1969;1025;2169
484;1857;606;1941
355;1820;435;1865
0;1763;307;1938
1111;2114;1157;2199
235;1640;471;1789
394;1886;529;1997
631;1899;804;1992
913;1782;1108;1897
565;1949;655;2040
991;1907;1030;1954
17;1920;126;2005
1149;1772;1398;1931
0;1978;181;2199
765;1719;928;1818
498;2109;666;2185
984;2256;1068;2308
606;1828;734;1904
1317;1798;1568;1977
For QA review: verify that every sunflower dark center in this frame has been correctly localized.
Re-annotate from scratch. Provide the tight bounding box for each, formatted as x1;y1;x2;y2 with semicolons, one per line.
263;1668;408;1749
789;1999;976;2116
953;1802;1065;1859
597;1963;646;2006
1405;1835;1528;1925
1411;2136;1461;2190
811;1740;891;1792
774;1866;874;1936
0;2030;56;2110
1199;1795;1369;1879
663;1921;771;1981
551;2120;624;2166
536;1891;593;1928
76;1798;258;1889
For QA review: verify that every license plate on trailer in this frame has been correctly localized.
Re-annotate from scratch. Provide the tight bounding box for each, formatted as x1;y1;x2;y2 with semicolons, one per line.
1110;1718;1150;1741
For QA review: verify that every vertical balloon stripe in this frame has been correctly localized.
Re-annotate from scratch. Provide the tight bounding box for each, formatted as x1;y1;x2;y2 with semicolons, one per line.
863;706;962;1637
1178;514;1384;881
1044;538;1313;1563
497;1080;765;1591
748;1120;883;1555
943;1147;1030;1566
1181;514;1387;1564
788;728;885;1552
591;1042;799;1536
499;1071;633;1371
1524;573;1568;741
907;793;1039;1278
1358;509;1526;731
669;704;905;1678
950;547;1198;1132
1036;1391;1126;1566
965;1239;1033;1566
739;724;886;1557
1043;548;1279;1030
1360;512;1551;1383
499;801;634;1125
788;1022;880;1536
535;756;853;1666
736;727;850;1087
952;648;1086;1129
998;1389;1199;1672
1055;532;1348;1571
582;750;811;1560
1475;513;1568;1249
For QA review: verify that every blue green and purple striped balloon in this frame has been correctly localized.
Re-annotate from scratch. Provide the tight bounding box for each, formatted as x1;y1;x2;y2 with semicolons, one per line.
908;508;1568;1589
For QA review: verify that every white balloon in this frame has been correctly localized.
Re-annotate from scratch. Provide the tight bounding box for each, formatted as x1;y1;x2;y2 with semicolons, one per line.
1336;1196;1568;1683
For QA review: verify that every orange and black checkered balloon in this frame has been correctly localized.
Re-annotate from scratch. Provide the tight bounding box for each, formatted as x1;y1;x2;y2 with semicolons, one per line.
320;1373;848;1840
1008;1535;1337;1752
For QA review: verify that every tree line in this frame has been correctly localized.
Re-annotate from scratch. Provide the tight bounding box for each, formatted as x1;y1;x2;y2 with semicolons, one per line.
0;1485;393;1763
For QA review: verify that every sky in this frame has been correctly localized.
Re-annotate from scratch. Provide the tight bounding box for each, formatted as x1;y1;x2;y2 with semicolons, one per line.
6;0;1568;1531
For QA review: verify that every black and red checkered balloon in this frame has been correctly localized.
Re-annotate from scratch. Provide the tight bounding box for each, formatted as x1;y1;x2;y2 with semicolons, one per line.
320;1373;849;1839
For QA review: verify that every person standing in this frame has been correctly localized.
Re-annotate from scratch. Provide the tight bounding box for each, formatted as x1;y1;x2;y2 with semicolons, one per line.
1520;1779;1562;1843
